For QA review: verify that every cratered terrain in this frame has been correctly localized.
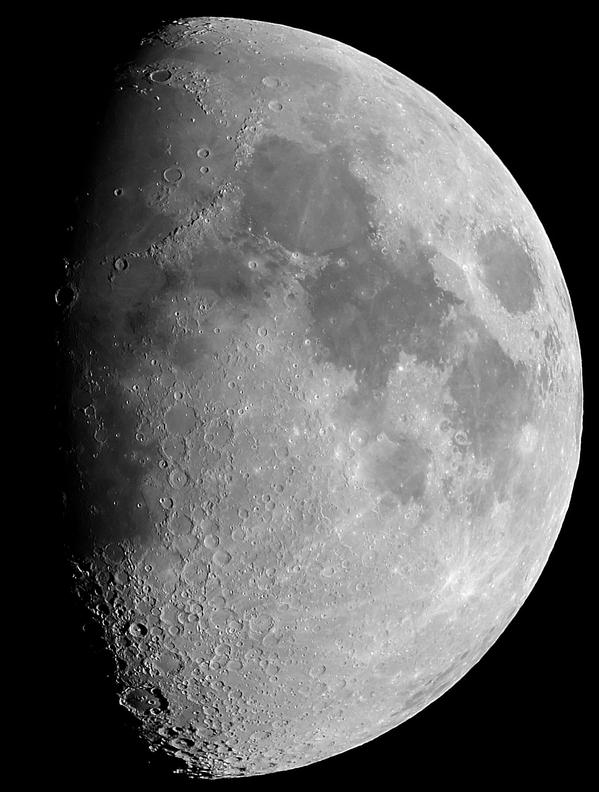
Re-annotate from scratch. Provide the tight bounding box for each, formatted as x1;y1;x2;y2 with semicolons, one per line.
56;17;582;779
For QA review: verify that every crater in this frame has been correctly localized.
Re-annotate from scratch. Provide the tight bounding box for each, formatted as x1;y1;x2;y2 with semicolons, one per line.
165;403;197;435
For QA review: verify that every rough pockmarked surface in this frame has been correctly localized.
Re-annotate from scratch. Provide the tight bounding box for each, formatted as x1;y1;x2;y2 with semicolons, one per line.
58;18;582;778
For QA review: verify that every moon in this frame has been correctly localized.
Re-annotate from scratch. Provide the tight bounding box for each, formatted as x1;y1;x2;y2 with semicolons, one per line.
57;17;582;779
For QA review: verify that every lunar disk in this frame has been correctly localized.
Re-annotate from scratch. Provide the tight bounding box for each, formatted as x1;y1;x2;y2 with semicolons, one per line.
57;16;582;779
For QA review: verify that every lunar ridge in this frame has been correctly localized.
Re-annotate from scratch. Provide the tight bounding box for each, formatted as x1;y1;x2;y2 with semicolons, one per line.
58;17;582;778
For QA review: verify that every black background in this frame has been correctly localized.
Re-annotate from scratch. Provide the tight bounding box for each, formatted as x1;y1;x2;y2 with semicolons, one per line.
43;4;590;788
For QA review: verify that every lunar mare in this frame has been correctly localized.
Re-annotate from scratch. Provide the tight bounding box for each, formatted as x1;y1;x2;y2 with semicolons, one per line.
58;17;582;778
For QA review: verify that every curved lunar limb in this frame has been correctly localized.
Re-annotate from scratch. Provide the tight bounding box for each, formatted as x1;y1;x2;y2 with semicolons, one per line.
57;17;582;778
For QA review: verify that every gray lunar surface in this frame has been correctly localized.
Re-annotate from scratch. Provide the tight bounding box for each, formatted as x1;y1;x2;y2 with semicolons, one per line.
58;17;582;778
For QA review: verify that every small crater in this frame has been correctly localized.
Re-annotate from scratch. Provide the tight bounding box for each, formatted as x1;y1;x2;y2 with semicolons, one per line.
149;69;172;84
169;512;192;535
262;76;280;88
168;468;188;489
163;166;183;184
165;403;196;434
182;556;209;586
349;427;369;450
212;549;232;567
250;613;274;635
55;284;77;308
113;257;128;272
